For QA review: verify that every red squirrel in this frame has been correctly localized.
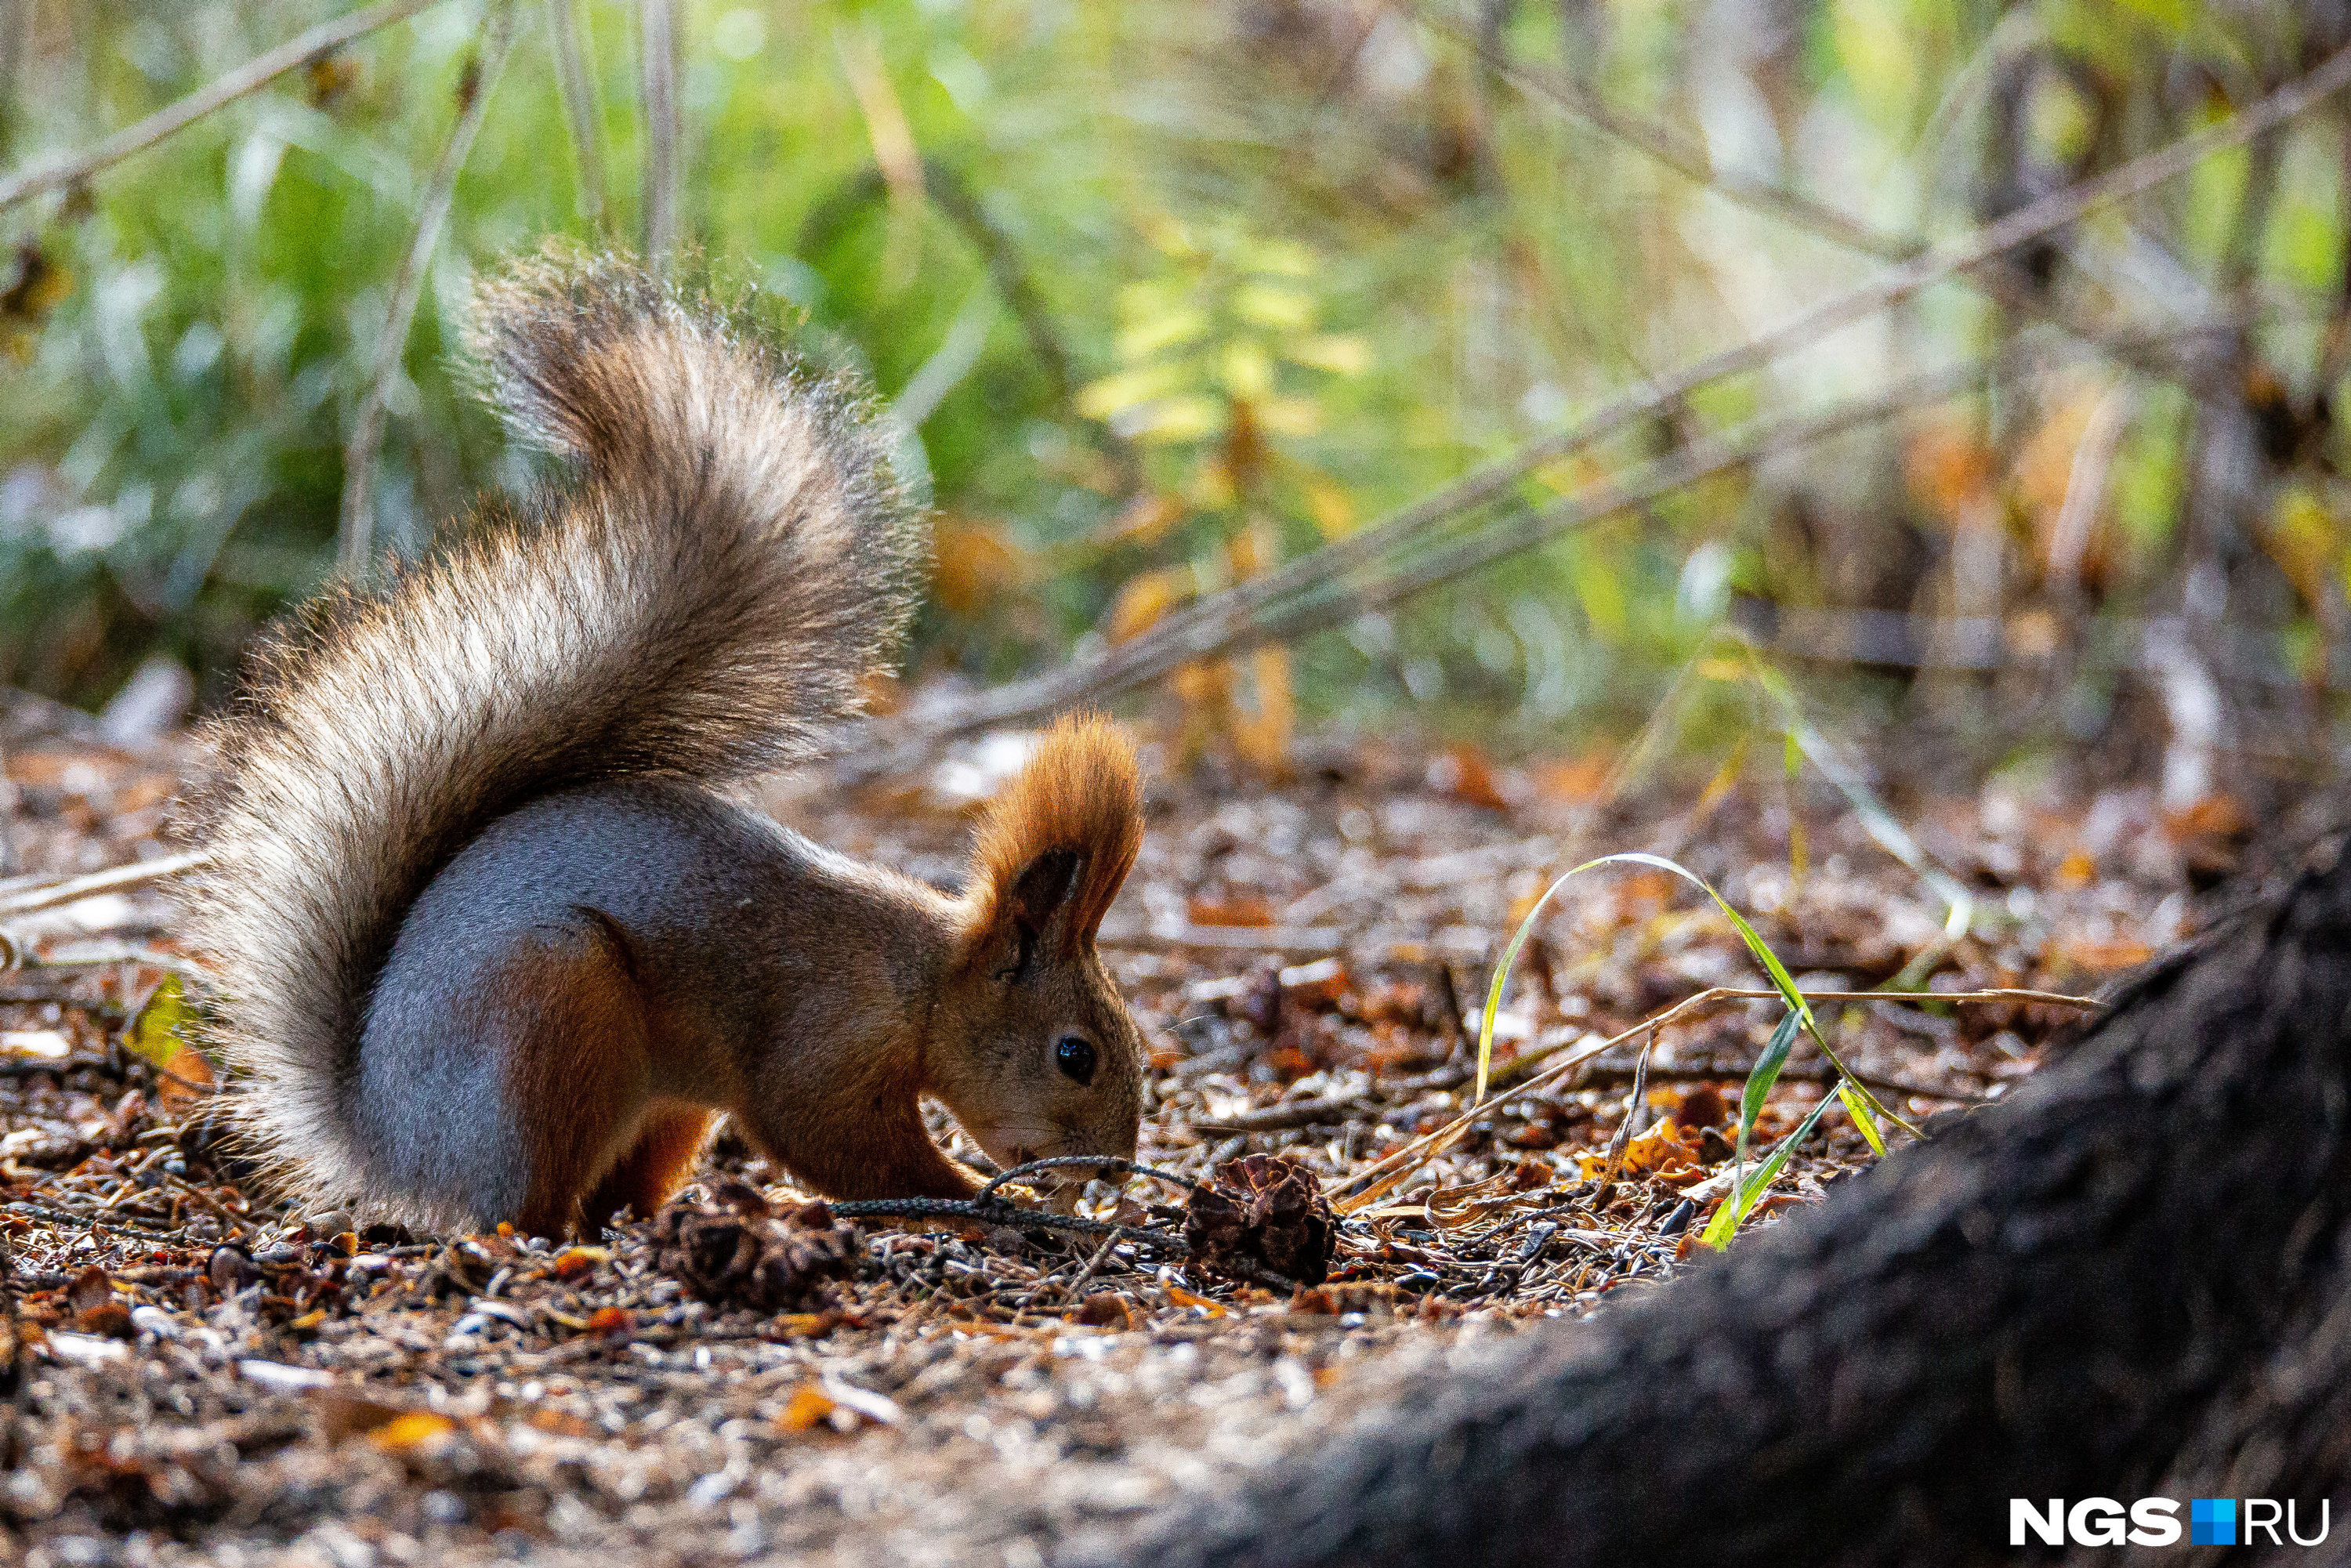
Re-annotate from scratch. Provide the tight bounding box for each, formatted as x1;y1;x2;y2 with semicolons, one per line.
182;252;1147;1239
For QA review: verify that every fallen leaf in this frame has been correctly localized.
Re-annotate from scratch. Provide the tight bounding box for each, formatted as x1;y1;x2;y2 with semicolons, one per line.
1291;1281;1400;1316
777;1385;837;1432
1534;755;1613;804
158;1045;216;1109
1073;1292;1136;1329
1578;1117;1703;1181
1655;1082;1730;1129
585;1306;635;1338
1186;895;1275;928
2061;938;2154;972
66;1265;113;1317
317;1393;408;1443
1165;1282;1226;1316
1426;748;1508;811
368;1411;455;1454
74;1302;134;1341
550;1245;609;1280
123;977;193;1071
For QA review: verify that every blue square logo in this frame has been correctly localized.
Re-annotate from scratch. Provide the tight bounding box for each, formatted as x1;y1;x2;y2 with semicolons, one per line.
2192;1498;2237;1546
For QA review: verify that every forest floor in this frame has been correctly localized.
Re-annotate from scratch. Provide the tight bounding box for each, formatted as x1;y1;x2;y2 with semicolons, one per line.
0;695;2222;1568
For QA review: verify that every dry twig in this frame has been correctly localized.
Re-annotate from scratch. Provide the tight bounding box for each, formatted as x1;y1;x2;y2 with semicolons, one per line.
0;849;212;919
337;0;525;574
1425;2;2223;395
544;0;608;224
1329;985;2097;1211
638;0;681;261
0;0;447;213
837;45;2351;773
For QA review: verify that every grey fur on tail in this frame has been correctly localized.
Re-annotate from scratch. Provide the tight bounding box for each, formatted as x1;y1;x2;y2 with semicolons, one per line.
180;249;924;1211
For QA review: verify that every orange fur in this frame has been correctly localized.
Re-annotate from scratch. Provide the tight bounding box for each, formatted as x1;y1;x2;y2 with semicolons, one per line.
493;922;651;1238
965;715;1143;955
581;1107;716;1231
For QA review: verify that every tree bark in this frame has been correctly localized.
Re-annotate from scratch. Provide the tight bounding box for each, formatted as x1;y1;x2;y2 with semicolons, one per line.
1095;837;2351;1567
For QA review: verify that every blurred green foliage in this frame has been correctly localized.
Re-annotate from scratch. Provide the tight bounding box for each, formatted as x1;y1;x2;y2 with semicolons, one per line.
2;0;2347;759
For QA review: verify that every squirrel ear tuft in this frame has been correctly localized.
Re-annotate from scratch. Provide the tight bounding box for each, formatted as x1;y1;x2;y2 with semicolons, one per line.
966;715;1142;961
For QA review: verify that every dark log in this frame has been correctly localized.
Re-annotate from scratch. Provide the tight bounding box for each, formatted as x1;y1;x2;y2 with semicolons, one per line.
1091;835;2351;1567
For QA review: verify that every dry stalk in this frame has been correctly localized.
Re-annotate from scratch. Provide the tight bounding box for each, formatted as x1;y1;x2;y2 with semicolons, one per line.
638;0;681;261
0;0;448;212
836;43;2351;777
544;0;607;225
337;0;525;574
0;848;213;919
1328;985;2097;1212
1424;0;2222;397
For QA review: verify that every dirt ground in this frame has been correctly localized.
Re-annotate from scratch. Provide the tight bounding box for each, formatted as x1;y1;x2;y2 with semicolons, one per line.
0;699;2214;1567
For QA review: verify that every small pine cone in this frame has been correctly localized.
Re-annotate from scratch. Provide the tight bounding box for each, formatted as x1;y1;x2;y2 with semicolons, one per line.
652;1186;864;1311
1183;1153;1337;1288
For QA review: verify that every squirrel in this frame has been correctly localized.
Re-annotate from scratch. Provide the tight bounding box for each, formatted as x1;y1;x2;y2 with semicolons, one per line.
181;252;1147;1239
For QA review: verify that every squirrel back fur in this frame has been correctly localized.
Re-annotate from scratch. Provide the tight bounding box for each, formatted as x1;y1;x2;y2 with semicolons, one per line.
183;252;923;1211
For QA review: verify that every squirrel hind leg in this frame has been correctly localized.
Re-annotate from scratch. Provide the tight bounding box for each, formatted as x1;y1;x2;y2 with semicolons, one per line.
497;918;664;1239
578;1106;715;1233
365;907;656;1239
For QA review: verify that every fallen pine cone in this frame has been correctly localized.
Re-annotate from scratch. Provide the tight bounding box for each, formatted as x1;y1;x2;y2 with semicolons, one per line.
1183;1154;1337;1288
652;1180;863;1311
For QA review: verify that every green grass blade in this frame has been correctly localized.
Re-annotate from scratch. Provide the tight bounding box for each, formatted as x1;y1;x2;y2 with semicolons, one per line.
1736;1009;1803;1176
1476;849;1769;1105
1475;875;1580;1104
1476;849;1919;1144
1838;1077;1888;1156
1701;1090;1834;1249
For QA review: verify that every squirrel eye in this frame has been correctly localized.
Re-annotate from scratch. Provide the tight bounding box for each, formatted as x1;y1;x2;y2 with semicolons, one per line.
1054;1035;1097;1086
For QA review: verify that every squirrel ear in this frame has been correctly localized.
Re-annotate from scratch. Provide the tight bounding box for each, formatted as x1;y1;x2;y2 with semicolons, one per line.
965;715;1143;962
1004;847;1084;966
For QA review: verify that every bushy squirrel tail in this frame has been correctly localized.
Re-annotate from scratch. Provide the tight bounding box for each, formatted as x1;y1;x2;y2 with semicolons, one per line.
183;249;922;1205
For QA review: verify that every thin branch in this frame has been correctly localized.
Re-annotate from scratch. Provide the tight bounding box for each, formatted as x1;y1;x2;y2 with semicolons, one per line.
338;2;525;576
1020;1226;1129;1316
1419;1;1900;261
1330;983;2099;1211
638;0;680;262
839;43;2351;771
847;341;2028;779
1432;3;2218;396
544;0;607;225
0;0;447;214
1114;45;2351;689
0;848;212;918
1188;988;2093;1133
1568;1061;1977;1106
